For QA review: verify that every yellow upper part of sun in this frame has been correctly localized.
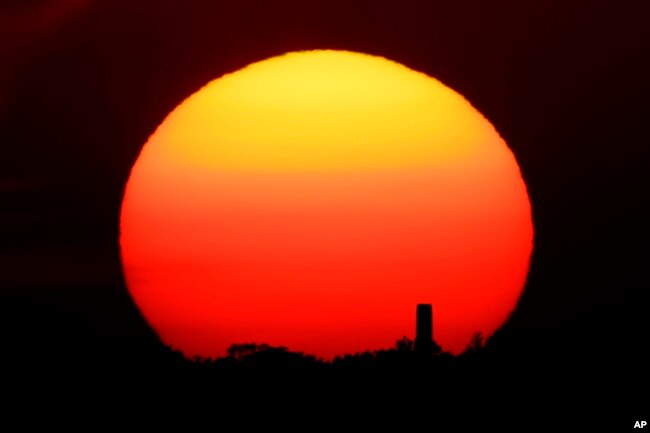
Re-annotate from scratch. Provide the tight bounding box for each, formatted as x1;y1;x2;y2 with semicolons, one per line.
147;50;501;171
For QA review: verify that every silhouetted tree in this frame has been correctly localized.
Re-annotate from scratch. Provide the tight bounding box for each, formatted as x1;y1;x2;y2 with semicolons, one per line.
395;336;413;352
227;343;263;359
463;332;484;356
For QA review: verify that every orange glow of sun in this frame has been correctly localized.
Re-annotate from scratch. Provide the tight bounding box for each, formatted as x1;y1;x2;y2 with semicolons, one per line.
120;50;533;360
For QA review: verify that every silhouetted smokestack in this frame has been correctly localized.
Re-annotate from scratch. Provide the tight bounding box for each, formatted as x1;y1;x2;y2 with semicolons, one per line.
415;304;433;353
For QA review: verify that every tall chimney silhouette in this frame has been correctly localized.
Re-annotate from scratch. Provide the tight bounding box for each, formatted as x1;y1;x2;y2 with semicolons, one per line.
415;304;433;353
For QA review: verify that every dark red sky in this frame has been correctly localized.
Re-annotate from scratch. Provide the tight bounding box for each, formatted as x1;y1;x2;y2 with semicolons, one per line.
0;0;648;371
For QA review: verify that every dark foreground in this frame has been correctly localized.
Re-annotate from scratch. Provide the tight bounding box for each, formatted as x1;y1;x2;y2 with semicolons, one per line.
3;333;646;429
1;286;646;428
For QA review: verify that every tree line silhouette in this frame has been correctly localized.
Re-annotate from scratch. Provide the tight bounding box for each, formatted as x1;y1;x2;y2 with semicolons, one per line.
166;333;486;372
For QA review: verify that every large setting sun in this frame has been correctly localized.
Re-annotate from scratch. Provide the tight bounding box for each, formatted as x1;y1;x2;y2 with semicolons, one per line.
119;50;533;360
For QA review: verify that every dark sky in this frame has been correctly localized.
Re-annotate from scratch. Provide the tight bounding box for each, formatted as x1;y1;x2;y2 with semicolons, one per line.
1;0;648;375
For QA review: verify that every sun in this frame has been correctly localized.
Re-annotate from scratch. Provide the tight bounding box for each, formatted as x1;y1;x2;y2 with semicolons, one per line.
120;50;533;360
